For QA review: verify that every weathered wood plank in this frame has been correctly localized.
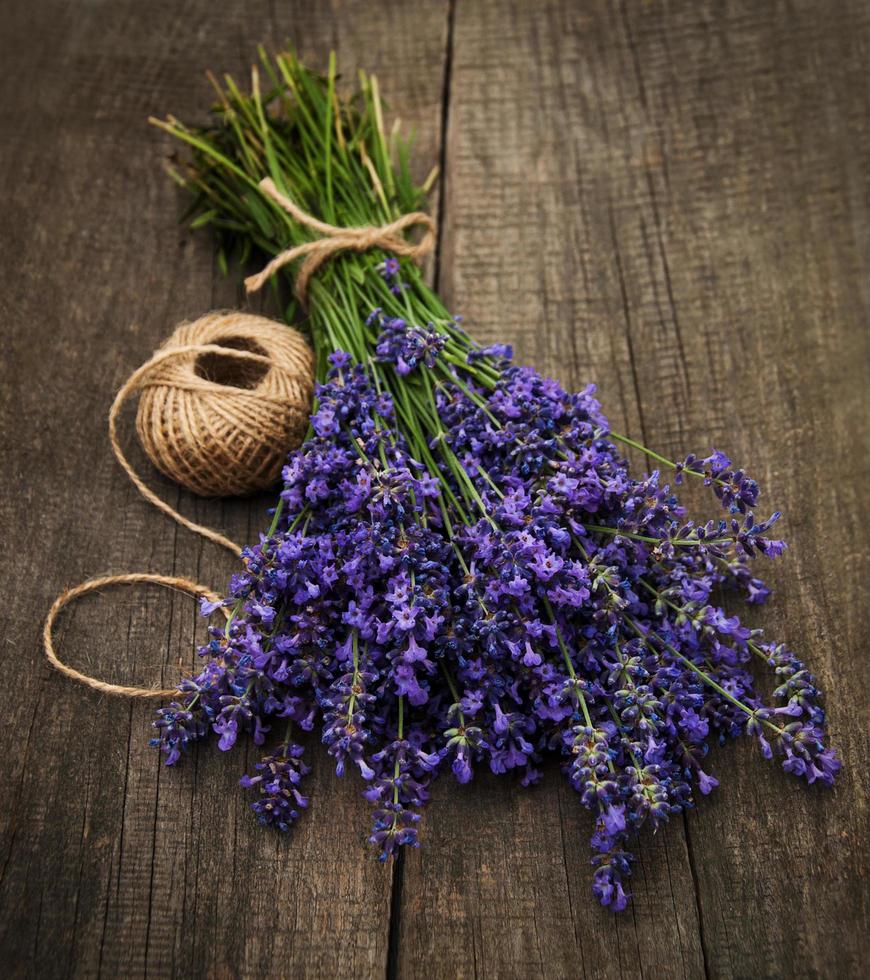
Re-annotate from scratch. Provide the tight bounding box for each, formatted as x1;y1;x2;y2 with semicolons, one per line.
396;0;869;977
2;0;868;977
0;2;449;977
606;2;870;976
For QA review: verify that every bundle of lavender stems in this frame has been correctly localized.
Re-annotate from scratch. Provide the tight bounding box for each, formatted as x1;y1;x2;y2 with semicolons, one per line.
151;50;839;911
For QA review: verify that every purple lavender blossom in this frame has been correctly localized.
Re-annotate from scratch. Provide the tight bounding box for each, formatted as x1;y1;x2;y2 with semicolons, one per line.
154;277;839;913
241;740;310;830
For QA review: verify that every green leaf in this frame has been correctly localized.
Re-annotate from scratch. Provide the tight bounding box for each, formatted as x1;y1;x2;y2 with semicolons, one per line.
190;209;217;229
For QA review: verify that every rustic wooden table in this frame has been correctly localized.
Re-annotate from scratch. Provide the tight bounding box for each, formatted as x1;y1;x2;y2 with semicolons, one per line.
2;2;868;977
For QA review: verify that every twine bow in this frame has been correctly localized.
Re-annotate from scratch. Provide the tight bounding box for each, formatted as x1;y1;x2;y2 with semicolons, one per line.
244;178;436;303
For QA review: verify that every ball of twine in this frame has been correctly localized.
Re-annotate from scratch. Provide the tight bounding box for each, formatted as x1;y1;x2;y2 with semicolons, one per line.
108;310;314;555
135;311;313;496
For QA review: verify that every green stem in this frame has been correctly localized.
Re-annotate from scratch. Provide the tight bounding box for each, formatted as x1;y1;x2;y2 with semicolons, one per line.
584;524;733;548
609;432;729;490
440;661;465;725
625;617;784;736
393;696;404;805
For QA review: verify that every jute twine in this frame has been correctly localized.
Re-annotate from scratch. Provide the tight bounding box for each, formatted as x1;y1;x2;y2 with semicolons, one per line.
44;311;314;699
43;574;231;699
244;178;436;303
120;311;314;552
45;188;436;701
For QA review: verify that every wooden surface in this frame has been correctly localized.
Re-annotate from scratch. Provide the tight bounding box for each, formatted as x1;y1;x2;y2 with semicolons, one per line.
1;1;868;977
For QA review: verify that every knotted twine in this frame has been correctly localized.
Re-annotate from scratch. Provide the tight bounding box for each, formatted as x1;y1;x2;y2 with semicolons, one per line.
45;188;437;699
243;178;436;303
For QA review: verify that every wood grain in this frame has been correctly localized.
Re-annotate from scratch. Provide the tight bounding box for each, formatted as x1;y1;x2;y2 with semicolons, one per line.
398;0;869;977
397;2;704;976
602;4;870;977
0;1;448;977
1;0;868;977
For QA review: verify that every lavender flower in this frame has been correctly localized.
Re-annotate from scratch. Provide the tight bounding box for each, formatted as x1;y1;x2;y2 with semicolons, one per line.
153;309;839;914
241;739;310;830
156;55;841;913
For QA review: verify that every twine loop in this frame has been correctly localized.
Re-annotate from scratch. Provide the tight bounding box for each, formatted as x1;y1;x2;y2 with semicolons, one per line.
43;574;231;699
244;178;436;303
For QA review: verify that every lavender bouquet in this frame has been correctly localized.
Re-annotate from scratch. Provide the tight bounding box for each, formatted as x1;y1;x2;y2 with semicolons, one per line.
151;50;839;911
